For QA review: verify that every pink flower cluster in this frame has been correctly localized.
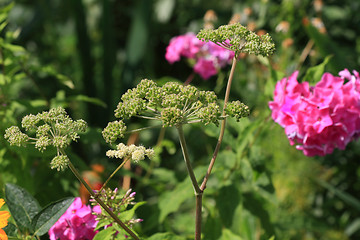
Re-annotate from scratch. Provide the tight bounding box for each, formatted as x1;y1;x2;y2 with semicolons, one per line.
165;33;234;80
269;69;360;156
48;197;100;240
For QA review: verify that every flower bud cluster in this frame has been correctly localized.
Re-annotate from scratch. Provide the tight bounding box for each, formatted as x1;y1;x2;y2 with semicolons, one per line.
103;80;244;144
225;100;250;121
91;188;143;232
269;69;360;156
106;143;155;163
197;23;275;57
4;107;87;171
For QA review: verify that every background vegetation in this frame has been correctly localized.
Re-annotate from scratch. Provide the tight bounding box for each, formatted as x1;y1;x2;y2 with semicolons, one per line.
1;0;360;239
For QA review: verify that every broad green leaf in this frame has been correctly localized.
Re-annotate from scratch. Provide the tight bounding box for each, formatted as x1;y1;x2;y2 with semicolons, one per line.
158;166;206;223
243;192;275;237
5;183;41;231
240;157;253;183
219;228;243;240
203;210;222;240
303;55;332;85
147;232;186;240
216;184;241;227
158;176;193;223
231;206;256;240
32;197;75;236
1;43;26;54
93;226;116;240
118;201;146;222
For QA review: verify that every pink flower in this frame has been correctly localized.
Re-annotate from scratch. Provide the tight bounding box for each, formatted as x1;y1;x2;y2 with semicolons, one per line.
269;69;360;156
165;33;234;80
193;58;218;80
49;197;99;240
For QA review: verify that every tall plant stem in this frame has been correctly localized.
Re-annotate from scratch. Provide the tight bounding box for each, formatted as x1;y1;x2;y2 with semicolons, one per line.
176;125;202;240
176;125;201;195
68;161;140;240
200;55;238;191
195;193;203;240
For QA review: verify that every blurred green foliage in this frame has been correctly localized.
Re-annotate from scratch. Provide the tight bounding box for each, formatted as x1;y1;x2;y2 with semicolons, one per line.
1;0;360;239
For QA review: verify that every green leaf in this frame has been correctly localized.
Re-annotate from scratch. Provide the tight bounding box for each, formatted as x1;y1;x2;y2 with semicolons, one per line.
31;197;75;236
5;183;41;231
158;176;194;223
243;192;275;237
219;229;243;240
203;212;222;240
147;232;186;240
93;226;116;240
158;166;206;223
303;55;332;85
216;184;241;227
37;65;75;89
0;21;7;32
1;43;26;54
118;201;146;222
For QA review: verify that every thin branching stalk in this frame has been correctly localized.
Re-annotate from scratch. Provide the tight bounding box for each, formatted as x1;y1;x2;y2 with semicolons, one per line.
176;125;201;195
97;157;130;195
68;161;140;240
200;55;239;191
176;125;203;240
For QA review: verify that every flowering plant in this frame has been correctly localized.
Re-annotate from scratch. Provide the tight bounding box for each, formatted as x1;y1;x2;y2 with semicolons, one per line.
269;69;360;156
3;22;274;240
165;33;234;80
0;199;10;240
48;197;99;240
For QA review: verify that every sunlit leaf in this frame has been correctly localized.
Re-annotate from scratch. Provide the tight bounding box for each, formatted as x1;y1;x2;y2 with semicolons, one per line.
5;183;41;231
32;198;75;236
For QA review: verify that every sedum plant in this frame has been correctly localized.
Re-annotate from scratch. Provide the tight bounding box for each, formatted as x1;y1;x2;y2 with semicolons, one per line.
4;23;274;240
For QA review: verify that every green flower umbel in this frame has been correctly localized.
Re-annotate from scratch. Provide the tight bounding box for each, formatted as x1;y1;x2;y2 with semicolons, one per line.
197;23;275;57
102;79;249;144
4;107;87;171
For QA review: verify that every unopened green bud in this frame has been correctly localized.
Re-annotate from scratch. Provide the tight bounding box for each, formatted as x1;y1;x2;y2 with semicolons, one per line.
102;120;127;144
36;124;51;137
50;155;70;171
21;114;39;131
4;126;29;146
35;136;51;152
161;107;184;127
197;102;221;125
225;101;250;121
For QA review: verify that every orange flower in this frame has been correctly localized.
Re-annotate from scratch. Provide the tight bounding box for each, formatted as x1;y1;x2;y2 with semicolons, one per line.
0;199;10;240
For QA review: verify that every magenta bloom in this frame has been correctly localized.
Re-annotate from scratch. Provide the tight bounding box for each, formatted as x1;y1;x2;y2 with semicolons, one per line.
165;33;234;80
269;69;360;156
48;197;99;240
